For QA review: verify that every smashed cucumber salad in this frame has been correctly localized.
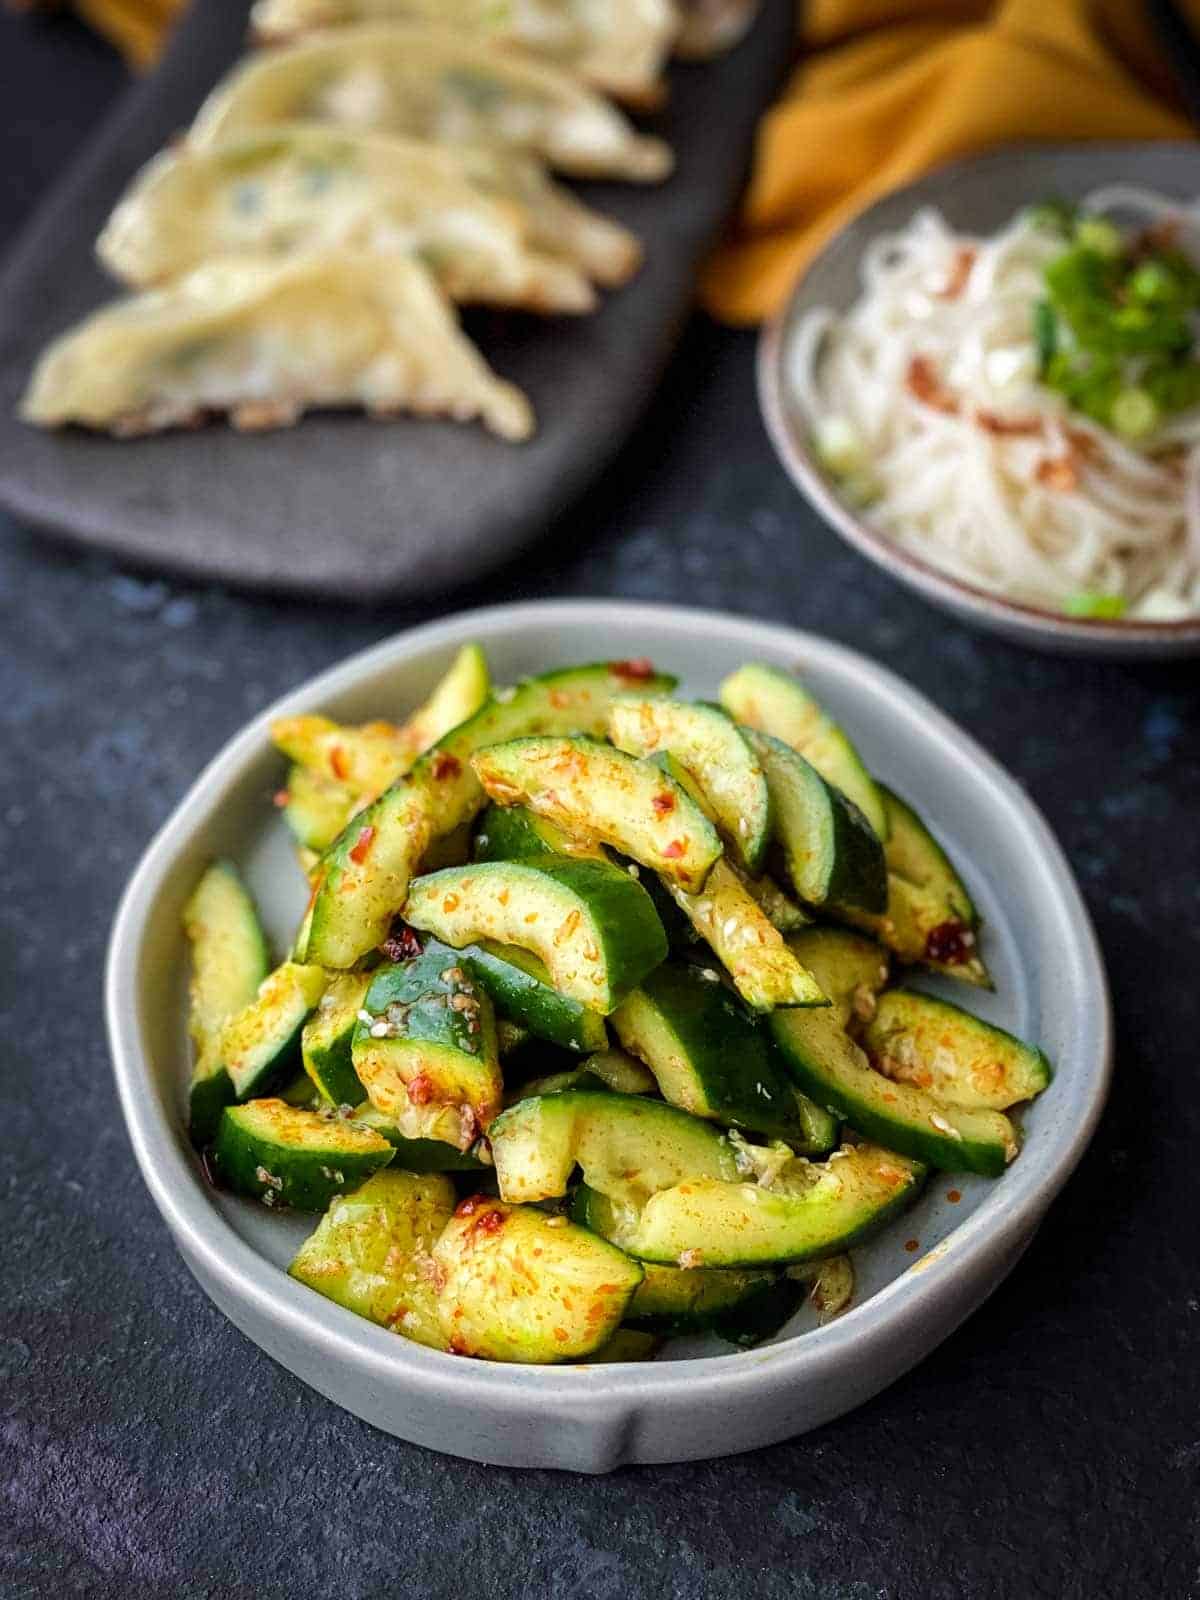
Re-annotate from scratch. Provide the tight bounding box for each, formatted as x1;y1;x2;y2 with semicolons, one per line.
183;645;1051;1365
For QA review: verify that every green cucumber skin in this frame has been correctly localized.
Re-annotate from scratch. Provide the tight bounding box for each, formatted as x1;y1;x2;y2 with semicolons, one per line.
490;1089;738;1205
769;1009;1013;1177
303;663;676;970
449;939;608;1053
612;962;817;1144
711;1278;807;1348
302;975;371;1108
213;1105;393;1211
864;989;1051;1109
749;731;887;916
619;1256;782;1338
351;1107;488;1172
221;965;330;1103
473;801;694;948
608;697;773;876
189;1063;236;1150
718;662;887;841
358;949;493;1062
582;1148;927;1267
184;859;271;1147
404;857;669;1015
472;735;723;892
473;803;601;864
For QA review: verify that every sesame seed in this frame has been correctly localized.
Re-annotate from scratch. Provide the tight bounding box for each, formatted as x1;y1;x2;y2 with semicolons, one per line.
929;1113;962;1139
626;862;640;878
357;1010;374;1026
370;1020;390;1038
494;685;517;703
699;968;720;982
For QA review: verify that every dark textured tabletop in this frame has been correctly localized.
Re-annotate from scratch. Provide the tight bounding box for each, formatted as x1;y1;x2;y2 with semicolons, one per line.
3;13;1198;1599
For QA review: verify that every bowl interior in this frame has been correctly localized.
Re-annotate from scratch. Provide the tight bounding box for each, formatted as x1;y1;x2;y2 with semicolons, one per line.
122;603;1105;1370
760;141;1200;655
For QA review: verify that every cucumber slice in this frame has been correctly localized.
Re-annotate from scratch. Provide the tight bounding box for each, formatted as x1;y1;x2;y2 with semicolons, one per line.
770;1000;1018;1177
489;1090;738;1205
610;962;828;1145
744;730;887;915
213;1099;393;1210
772;928;1014;1174
582;1329;660;1363
720;663;887;840
302;661;675;970
863;990;1051;1110
785;926;891;1028
183;860;271;1146
272;644;491;803
509;1048;657;1101
620;1258;782;1336
842;787;990;987
352;949;502;1147
276;1070;319;1106
451;938;608;1052
713;1277;808;1347
585;1142;926;1266
643;751;821;1006
664;858;826;1010
220;961;329;1101
609;698;772;874
350;1104;489;1172
580;1047;656;1095
473;802;605;864
279;763;356;853
399;641;491;758
508;1065;610;1101
472;736;722;891
301;971;372;1107
271;715;415;800
289;1169;456;1347
403;857;668;1015
434;1197;643;1363
740;870;811;933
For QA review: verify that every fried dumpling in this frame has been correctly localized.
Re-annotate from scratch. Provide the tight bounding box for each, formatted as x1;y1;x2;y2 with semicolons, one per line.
97;126;597;314
450;144;642;287
22;250;533;441
189;24;673;182
249;0;680;109
674;0;758;59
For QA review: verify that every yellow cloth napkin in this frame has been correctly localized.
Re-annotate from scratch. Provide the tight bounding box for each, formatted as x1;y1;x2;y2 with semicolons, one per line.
71;0;180;67
701;0;1200;323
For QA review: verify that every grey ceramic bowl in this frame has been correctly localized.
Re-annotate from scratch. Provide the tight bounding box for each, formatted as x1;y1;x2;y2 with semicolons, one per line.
758;143;1200;658
105;600;1111;1470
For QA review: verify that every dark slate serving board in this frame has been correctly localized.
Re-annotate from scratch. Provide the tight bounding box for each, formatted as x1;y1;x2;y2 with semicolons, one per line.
0;0;791;599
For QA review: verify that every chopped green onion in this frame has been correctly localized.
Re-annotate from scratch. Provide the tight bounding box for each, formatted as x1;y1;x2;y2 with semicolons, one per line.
1033;300;1057;373
1128;260;1178;305
812;416;867;478
1064;592;1127;619
1074;217;1123;260
1110;388;1159;440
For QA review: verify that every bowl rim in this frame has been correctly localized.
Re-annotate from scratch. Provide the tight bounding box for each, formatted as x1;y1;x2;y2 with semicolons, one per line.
105;598;1112;1412
757;140;1200;648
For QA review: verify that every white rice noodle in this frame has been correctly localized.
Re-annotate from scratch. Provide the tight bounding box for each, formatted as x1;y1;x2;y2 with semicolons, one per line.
788;191;1200;619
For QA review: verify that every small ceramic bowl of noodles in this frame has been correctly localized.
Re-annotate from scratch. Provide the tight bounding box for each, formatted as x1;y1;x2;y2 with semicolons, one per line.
758;144;1200;656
